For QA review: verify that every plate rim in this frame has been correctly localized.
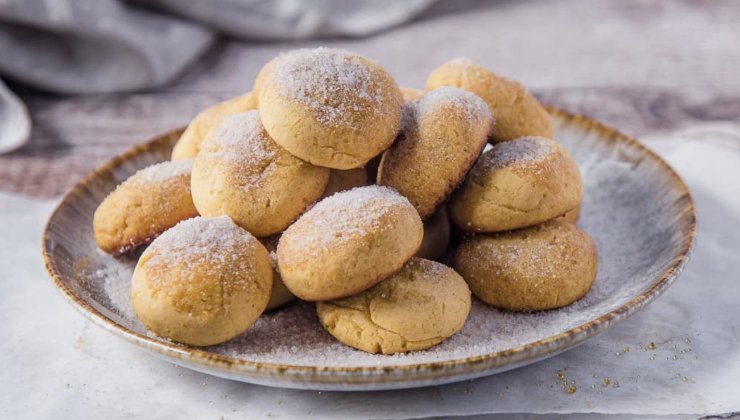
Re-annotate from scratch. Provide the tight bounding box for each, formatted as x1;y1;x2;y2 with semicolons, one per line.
42;107;697;386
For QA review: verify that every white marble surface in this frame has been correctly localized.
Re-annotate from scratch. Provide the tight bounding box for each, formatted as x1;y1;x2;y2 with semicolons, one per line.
1;127;739;418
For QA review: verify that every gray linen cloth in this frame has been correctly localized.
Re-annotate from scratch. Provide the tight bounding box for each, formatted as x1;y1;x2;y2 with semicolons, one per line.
0;0;434;153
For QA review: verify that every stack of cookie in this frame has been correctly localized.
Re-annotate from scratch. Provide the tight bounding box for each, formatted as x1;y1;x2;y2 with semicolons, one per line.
92;48;597;354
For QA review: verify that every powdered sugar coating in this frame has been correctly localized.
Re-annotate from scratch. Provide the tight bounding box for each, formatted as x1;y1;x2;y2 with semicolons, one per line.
130;159;192;183
281;185;414;261
201;111;277;186
416;87;492;128
482;136;554;171
271;47;387;126
144;216;261;281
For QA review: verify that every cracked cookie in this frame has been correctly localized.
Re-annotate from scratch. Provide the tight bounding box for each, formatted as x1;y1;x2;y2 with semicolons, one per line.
377;87;493;219
426;58;553;143
316;258;471;354
93;159;198;255
455;220;597;311
171;92;258;160
191;110;329;237
257;47;403;169
449;136;582;232
131;216;273;346
277;186;423;301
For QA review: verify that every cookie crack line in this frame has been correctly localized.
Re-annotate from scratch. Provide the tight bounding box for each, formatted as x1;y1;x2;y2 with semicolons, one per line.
322;300;439;342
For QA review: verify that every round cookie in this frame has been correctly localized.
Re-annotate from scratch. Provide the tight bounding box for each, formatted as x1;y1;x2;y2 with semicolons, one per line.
415;206;451;261
426;58;553;143
171;92;258;160
131;216;273;346
322;168;368;198
260;234;296;311
191;110;330;237
277;185;423;301
400;86;425;102
449;136;583;232
93;160;198;255
378;87;493;218
316;258;471;354
258;47;403;169
454;220;597;311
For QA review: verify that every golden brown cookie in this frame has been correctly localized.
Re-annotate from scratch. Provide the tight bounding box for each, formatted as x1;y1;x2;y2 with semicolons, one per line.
258;48;403;169
322;168;368;198
191;110;329;237
277;186;423;301
426;58;553;143
415;206;451;261
260;234;296;311
400;86;425;102
93;160;198;255
455;220;597;311
316;258;471;354
449;136;582;232
378;87;493;218
131;216;273;346
171;92;258;160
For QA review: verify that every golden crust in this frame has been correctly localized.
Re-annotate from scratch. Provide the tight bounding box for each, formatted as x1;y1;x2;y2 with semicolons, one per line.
277;186;423;301
191;111;329;237
93;160;198;255
449;136;583;232
454;220;597;311
415;206;451;261
378;87;493;218
258;48;403;169
317;258;471;354
426;58;553;143
131;216;273;346
171;92;258;160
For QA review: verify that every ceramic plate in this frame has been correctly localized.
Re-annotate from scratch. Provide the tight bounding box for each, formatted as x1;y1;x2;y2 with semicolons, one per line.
43;108;695;391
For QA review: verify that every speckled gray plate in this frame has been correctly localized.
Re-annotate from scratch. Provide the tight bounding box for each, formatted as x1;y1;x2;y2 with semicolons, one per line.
43;108;695;391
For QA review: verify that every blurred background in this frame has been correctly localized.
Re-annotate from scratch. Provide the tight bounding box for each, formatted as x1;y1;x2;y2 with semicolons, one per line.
1;0;738;196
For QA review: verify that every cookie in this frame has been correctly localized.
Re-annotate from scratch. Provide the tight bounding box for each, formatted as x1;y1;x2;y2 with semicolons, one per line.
93;160;198;255
426;58;553;143
171;92;258;160
258;48;403;169
449;136;582;232
131;216;272;346
316;258;471;354
378;87;493;218
260;234;296;311
454;220;597;311
322;168;368;198
415;206;451;261
277;185;423;301
191;110;329;237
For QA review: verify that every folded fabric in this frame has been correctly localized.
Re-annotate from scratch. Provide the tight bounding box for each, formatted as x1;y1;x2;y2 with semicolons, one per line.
137;0;435;40
0;0;435;154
